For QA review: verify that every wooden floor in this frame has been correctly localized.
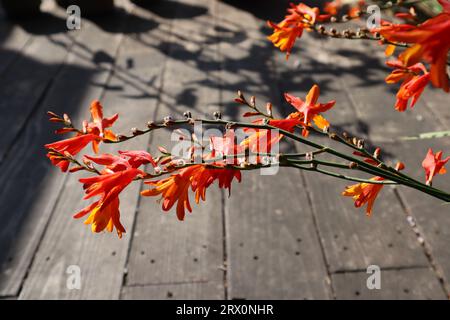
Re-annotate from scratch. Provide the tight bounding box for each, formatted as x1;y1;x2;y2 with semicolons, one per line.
0;0;449;300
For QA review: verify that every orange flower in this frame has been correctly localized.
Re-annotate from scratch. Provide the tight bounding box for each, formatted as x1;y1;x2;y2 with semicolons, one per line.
83;100;119;153
267;3;328;59
240;118;301;153
46;100;119;171
75;168;141;238
141;165;241;221
84;150;156;173
342;162;405;216
375;2;450;92
385;60;430;111
284;84;335;136
342;177;385;216
45;134;97;172
422;148;449;185
324;0;341;16
74;151;154;237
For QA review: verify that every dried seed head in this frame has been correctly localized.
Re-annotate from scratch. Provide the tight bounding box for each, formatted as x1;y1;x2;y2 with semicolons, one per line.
131;127;140;135
330;16;337;23
341;14;349;22
225;122;236;130
63;113;72;125
357;139;365;149
317;25;325;33
237;90;244;100
163;116;173;124
329;28;337;35
250;96;256;107
213;111;222;120
349;162;358;169
183;111;192;119
147;121;156;128
117;134;126;141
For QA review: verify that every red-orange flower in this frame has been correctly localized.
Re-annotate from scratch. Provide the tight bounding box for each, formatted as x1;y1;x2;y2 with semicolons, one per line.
324;0;341;16
75;168;141;238
84;150;156;173
267;3;329;59
342;177;385;216
422;148;449;185
375;1;450;92
141;165;241;221
284;84;335;136
342;162;405;216
74;151;154;237
385;60;430;111
46;100;119;171
45;134;97;172
83;100;119;153
240;118;302;153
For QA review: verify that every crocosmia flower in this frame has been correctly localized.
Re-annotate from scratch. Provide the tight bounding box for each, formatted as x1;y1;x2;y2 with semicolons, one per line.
284;84;335;136
375;1;450;92
385;60;430;111
267;3;329;59
45;134;97;172
422;148;449;186
74;151;155;237
141;165;241;221
342;162;405;216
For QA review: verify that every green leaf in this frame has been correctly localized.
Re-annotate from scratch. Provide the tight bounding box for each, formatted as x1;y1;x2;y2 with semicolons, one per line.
401;130;450;141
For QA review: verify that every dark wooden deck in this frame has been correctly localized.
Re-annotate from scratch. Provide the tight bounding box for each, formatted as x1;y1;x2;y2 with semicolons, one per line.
0;0;449;299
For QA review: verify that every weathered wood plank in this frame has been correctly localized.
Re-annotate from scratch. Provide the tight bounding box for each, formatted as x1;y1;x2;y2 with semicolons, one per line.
15;5;132;299
0;22;32;77
332;268;446;299
123;0;226;299
0;3;83;163
0;18;116;297
218;1;332;299
121;282;223;300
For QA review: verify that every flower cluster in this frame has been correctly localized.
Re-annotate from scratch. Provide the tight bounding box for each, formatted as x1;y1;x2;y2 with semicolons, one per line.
45;89;450;237
44;1;450;239
268;0;450;111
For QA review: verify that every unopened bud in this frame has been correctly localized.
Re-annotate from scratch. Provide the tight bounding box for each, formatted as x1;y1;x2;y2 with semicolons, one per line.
183;111;192;119
213;111;222;120
63;113;71;125
349;162;358;169
163;116;173;124
357;139;365;149
266;102;273;117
